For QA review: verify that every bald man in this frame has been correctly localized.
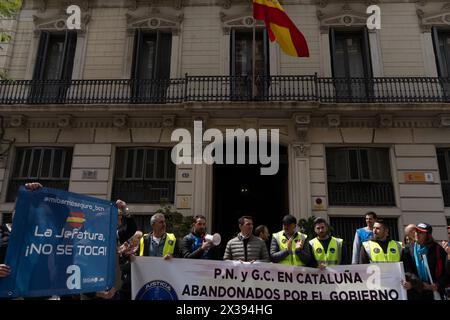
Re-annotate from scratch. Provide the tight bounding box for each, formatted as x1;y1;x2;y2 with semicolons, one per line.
404;224;416;246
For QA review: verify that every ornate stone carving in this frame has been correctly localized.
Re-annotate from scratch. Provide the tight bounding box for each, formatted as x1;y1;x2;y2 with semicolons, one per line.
57;115;73;128
61;0;90;12
222;0;232;10
317;3;368;28
438;114;450;127
293;143;310;158
293;113;310;143
0;115;15;162
113;115;128;128
192;114;209;127
377;114;393;128
417;4;450;33
315;0;328;9
221;13;265;34
79;0;89;12
294;113;310;125
173;0;183;10
365;0;379;6
326;114;340;127
416;0;427;6
127;11;183;34
33;13;91;32
127;0;138;11
36;0;48;13
10;115;27;128
162;115;176;128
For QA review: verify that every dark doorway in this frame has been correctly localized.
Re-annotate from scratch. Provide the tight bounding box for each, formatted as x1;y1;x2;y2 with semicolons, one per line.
212;145;289;257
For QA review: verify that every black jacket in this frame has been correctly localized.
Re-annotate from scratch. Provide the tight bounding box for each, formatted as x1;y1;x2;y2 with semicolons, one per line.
0;223;11;264
180;232;220;260
403;241;448;299
117;216;137;245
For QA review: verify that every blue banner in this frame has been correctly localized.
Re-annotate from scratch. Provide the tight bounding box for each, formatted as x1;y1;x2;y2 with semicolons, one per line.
0;187;117;298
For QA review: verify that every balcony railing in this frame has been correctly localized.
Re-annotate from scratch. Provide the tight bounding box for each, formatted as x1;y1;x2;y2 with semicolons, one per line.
328;182;396;206
111;180;175;204
1;75;450;104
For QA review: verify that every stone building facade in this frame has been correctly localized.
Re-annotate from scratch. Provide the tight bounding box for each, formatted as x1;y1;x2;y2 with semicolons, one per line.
1;0;450;259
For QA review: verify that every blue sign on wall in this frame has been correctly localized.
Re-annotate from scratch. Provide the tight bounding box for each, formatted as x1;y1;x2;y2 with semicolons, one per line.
0;187;117;298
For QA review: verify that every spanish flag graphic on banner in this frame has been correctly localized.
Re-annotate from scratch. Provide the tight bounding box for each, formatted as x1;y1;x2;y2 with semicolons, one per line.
66;212;86;229
253;0;309;57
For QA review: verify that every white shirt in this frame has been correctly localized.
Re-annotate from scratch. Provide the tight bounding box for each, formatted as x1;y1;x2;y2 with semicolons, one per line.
152;235;162;245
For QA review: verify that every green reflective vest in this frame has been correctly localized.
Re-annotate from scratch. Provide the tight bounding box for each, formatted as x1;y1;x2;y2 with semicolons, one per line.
362;240;402;263
139;233;176;257
274;231;307;266
309;236;343;265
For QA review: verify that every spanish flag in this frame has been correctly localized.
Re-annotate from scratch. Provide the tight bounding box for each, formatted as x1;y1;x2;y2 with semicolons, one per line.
253;0;309;57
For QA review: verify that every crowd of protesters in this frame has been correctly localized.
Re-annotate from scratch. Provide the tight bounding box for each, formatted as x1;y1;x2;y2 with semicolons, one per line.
0;183;449;300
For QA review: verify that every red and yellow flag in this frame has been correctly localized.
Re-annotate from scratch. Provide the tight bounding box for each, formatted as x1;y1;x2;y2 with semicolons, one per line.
253;0;309;57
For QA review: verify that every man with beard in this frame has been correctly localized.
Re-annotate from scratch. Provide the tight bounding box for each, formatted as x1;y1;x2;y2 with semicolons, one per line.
309;217;345;269
360;220;403;264
180;215;219;260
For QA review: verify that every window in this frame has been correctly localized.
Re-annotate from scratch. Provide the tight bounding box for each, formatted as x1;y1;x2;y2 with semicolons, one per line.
432;28;450;98
433;29;450;77
30;31;77;102
112;147;175;204
437;148;450;207
230;29;269;99
329;217;399;264
6;147;73;202
326;147;395;206
131;30;172;102
330;29;372;101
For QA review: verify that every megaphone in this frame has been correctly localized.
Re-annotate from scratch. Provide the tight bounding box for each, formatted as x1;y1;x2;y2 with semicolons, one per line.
204;233;221;246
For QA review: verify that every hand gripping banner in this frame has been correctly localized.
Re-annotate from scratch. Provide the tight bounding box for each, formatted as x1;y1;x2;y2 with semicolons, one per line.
0;187;117;298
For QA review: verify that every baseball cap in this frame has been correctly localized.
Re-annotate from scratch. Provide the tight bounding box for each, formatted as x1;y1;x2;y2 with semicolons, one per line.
416;222;432;234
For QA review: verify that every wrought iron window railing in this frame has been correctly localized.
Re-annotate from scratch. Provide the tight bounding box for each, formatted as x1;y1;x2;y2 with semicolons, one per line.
328;182;396;206
2;75;450;104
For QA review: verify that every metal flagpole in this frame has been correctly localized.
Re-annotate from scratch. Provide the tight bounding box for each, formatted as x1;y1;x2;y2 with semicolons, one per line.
252;18;256;98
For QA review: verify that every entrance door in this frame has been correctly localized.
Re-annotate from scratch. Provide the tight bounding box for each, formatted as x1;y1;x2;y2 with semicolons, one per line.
212;146;288;257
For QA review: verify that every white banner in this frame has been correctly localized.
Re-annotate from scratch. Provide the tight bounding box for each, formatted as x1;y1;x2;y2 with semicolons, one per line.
131;257;407;300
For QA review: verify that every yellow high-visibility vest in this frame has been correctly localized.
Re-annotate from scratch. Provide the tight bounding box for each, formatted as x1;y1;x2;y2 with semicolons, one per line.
309;237;343;265
273;231;307;266
362;240;402;263
139;233;176;257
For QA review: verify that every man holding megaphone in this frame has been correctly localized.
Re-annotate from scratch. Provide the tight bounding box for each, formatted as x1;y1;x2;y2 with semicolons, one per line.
180;215;220;260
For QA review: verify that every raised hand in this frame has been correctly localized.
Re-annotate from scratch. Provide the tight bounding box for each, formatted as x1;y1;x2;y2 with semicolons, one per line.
24;182;43;191
0;264;11;277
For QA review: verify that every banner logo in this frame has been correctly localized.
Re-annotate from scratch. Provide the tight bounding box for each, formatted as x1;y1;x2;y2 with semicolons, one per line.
135;280;178;300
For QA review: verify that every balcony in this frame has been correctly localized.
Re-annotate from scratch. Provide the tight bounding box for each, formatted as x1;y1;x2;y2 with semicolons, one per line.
328;182;396;206
1;76;450;104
